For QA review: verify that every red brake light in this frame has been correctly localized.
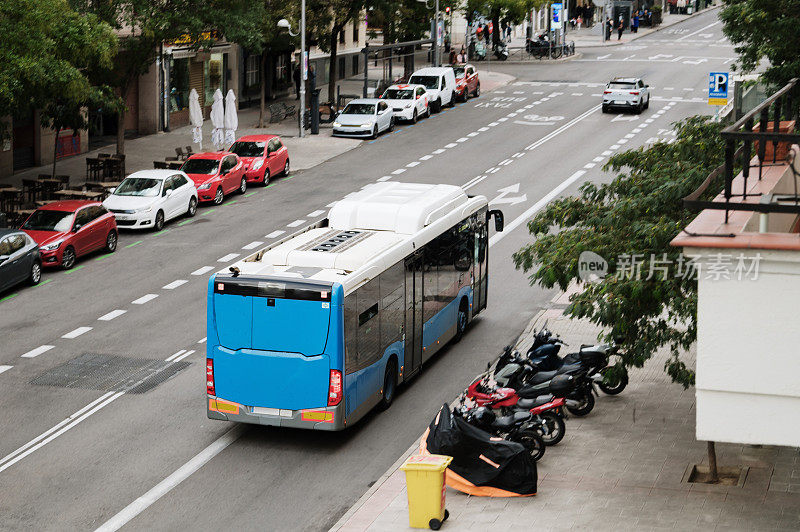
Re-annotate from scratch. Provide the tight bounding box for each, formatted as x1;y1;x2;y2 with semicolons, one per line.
603;90;611;94
630;91;639;95
328;370;342;406
206;358;215;395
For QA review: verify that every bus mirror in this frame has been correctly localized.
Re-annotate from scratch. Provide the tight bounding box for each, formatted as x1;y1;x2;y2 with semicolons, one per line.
488;210;504;232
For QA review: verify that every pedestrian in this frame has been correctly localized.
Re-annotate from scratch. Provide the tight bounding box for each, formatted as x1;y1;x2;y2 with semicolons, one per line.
617;17;624;40
293;64;301;100
606;17;613;40
457;46;466;63
449;49;456;64
632;11;639;33
577;15;583;29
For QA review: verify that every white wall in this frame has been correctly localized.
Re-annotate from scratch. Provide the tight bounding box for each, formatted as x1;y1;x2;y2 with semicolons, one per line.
690;247;800;446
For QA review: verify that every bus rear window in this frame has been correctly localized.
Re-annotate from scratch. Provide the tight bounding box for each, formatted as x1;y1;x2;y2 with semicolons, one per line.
214;277;332;301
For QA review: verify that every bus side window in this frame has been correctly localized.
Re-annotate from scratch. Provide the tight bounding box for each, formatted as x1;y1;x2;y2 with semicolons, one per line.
344;293;358;374
357;279;381;368
380;261;405;350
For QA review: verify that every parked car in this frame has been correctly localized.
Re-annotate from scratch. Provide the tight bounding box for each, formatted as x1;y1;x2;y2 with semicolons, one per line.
229;135;290;185
103;170;198;231
602;77;650;114
21;200;118;269
452;64;480;101
380;84;430;123
332;99;395;139
0;229;41;292
181;152;246;205
408;67;457;112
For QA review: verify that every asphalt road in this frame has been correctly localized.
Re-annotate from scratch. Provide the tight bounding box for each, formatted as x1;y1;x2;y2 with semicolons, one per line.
0;9;735;531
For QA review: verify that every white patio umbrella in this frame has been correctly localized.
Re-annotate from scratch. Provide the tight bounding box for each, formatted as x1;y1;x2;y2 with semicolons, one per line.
210;89;225;151
188;89;203;151
224;89;238;148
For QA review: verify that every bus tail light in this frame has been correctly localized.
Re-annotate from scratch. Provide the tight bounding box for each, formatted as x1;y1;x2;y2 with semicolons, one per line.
206;358;215;395
328;370;343;406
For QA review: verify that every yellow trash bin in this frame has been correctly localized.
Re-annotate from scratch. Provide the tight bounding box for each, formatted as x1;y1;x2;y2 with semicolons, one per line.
400;454;453;530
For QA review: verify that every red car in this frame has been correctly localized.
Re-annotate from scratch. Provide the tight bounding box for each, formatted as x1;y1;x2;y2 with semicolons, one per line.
181;152;247;204
21;200;118;269
452;64;480;102
229;134;290;185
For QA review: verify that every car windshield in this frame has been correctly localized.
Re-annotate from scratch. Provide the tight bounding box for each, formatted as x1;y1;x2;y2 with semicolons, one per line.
230;141;266;158
114;178;162;197
452;67;465;77
181;158;219;175
609;82;636;90
22;210;74;232
409;75;440;90
383;89;414;100
342;103;376;115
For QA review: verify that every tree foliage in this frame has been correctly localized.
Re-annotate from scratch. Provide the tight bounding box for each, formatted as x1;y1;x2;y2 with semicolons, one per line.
720;0;800;87
512;117;726;388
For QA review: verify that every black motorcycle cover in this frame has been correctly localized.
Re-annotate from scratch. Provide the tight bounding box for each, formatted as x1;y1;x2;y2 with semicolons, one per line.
419;404;537;497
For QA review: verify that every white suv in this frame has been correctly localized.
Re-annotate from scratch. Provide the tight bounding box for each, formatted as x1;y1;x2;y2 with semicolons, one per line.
408;67;457;113
602;78;650;114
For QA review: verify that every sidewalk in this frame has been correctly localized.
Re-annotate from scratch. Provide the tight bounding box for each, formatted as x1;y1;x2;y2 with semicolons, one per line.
332;290;800;531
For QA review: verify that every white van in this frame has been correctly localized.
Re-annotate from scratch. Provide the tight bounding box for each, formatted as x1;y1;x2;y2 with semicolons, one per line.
408;67;457;113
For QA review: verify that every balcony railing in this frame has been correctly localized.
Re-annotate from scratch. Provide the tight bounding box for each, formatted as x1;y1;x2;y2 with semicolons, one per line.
684;78;800;223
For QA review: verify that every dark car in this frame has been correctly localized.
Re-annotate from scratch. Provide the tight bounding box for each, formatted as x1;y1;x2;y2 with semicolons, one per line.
0;228;42;292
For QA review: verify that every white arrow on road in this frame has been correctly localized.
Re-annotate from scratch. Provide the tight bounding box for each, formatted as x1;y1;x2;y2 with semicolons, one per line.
683;58;708;65
597;54;611;60
648;54;673;60
611;114;639;122
490;184;527;206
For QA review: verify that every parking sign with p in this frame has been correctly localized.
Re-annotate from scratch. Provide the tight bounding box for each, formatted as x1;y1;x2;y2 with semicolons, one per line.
708;72;729;106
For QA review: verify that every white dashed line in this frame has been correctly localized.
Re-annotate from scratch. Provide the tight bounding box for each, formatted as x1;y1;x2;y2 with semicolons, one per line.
512;153;524;158
191;266;214;276
432;148;446;154
506;113;518;118
21;345;55;359
467;132;479;137
664;87;674;90
487;122;499;127
309;209;326;217
683;88;694;91
406;161;420;168
198;337;207;344
610;144;620;150
487;168;500;174
326;202;337;207
571;93;584;96
217;253;241;262
632;128;642;133
495;90;506;94
419;155;433;161
286;220;305;228
445;143;457;148
98;310;126;322
498;159;513;166
456;137;469;142
602;151;612;156
62;327;92;339
132;294;159;305
165;350;186;362
513;91;524;94
592;156;604;162
618;139;629;144
163;280;188;290
377;175;392;182
638;123;648;128
498;117;508;122
265;230;285;239
645;119;654;123
0;366;11;375
173;350;195;363
584;163;596;169
624;133;635;139
242;241;264;250
478;127;489;132
391;168;406;175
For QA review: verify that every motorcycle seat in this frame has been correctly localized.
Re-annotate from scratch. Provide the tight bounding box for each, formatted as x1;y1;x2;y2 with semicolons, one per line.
556;363;583;375
526;369;559;385
516;382;550;399
493;411;531;429
517;395;553;409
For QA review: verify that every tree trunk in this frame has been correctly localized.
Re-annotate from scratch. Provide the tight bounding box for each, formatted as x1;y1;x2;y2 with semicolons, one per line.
116;82;131;155
328;26;341;104
492;12;501;48
51;127;61;178
707;441;719;483
258;53;267;128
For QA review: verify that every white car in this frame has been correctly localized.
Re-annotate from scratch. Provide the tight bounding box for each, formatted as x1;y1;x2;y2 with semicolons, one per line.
602;77;650;114
332;99;395;139
103;170;198;231
408;67;457;112
380;84;430;123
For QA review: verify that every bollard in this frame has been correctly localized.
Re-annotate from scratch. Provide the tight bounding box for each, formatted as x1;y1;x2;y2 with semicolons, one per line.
310;88;321;135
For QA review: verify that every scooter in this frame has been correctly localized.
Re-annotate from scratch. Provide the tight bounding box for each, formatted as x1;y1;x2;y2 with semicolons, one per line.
456;404;546;461
493;42;509;61
473;41;486;61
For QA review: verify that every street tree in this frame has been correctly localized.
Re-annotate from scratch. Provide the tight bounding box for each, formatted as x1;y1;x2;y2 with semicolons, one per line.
0;0;116;140
465;0;542;47
512;117;726;388
720;0;800;87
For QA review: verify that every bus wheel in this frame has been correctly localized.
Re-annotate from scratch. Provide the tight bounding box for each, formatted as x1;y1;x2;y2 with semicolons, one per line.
378;359;397;411
453;299;469;343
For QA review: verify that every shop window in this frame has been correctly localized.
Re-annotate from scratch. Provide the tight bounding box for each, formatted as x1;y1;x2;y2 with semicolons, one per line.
204;53;224;104
170;58;190;112
352;55;359;76
339;29;345;44
245;55;260;89
276;54;288;83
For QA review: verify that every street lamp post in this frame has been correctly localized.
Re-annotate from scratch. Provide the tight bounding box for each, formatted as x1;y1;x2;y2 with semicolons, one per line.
278;6;306;139
417;0;440;67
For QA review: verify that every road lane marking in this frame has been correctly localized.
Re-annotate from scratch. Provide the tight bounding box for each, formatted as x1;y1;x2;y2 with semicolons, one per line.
467;132;479;137
592;156;604;162
286;220;305;228
632;128;642;133
610;144;620;149
132;294;159;305
487;122;499;127
584;163;596;169
444;143;457;148
456;137;469;142
676;20;720;41
95;425;246;532
21;345;55;359
165;350;186;362
524;105;600;153
62;327;92;339
624;133;635;139
173;350;195;363
201;209;216;216
419;155;432;161
432;149;446;154
265;230;285;239
478;127;489;132
191;266;214;276
308;210;325;217
602;150;612;156
124;241;142;249
0;366;11;375
498;117;508;122
377;176;392;182
198;337;207;344
217;253;241;262
98;310;127;322
512;153;524;158
391;169;406;175
406;161;420;167
0;392;123;475
162;280;188;290
242;241;264;250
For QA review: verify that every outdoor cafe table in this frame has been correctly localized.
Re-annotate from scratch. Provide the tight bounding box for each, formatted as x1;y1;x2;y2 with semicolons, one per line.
165;161;184;170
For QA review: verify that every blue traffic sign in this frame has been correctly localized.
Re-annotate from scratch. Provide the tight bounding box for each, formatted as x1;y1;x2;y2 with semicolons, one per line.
552;3;562;24
708;72;729;105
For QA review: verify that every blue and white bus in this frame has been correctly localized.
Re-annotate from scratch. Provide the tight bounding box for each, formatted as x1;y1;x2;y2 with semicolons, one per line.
206;182;503;430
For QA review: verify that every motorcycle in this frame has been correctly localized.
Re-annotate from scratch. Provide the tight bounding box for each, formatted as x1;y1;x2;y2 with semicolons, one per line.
473;41;486;61
456;404;546;461
493;42;508;61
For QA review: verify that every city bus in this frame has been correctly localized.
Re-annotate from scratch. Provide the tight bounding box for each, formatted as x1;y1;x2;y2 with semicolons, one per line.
206;182;503;430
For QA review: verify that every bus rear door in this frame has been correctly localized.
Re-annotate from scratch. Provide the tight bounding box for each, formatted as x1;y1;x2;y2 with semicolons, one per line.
404;253;424;377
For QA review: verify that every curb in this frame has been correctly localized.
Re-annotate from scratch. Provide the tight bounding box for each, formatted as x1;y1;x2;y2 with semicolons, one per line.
496;52;583;65
575;4;721;48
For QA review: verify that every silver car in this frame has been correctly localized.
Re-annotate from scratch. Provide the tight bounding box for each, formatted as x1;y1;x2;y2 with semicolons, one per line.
333;99;395;139
0;229;41;292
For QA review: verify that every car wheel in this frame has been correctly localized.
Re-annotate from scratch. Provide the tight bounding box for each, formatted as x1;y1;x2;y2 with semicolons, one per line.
474;83;480;97
371;125;378;139
637;101;644;114
602;105;609;113
239;177;247;194
187;196;197;217
645;95;650;109
61;246;76;270
213;187;224;205
263;169;271;186
434;98;441;113
282;159;290;177
388;117;395;132
105;230;118;252
29;261;42;286
153;210;165;231
412;109;418;124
